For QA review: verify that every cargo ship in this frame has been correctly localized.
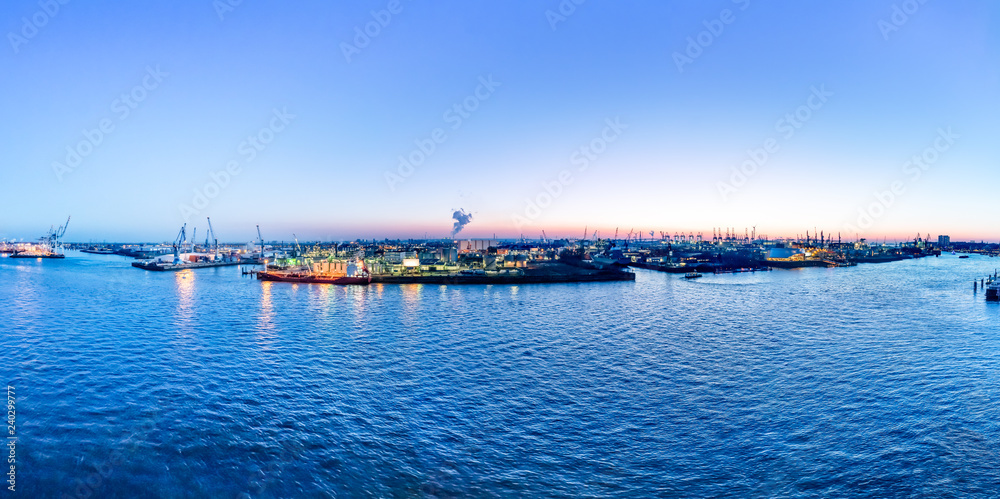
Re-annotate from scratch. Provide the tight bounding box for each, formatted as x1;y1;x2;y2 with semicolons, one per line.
10;250;66;259
257;259;371;285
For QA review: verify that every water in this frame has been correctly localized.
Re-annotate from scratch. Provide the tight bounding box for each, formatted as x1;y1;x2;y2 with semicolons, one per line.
3;252;1000;497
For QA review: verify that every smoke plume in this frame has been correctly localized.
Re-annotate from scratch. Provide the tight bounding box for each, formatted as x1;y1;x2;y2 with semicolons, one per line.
451;209;473;237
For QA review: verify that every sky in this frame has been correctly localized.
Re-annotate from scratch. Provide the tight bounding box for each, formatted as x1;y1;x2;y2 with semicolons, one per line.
1;0;998;242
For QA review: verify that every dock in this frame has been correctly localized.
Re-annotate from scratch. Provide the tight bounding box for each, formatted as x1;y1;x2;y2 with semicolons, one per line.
131;260;258;271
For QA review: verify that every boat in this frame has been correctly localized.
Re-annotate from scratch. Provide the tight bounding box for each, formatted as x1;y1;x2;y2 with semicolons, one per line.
256;270;371;285
958;255;970;259
10;250;66;259
684;272;703;279
986;278;1000;301
81;247;115;255
257;259;371;285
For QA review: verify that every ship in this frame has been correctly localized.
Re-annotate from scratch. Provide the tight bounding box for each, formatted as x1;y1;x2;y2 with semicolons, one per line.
10;250;66;259
986;276;1000;302
257;259;371;285
256;270;371;285
81;246;116;255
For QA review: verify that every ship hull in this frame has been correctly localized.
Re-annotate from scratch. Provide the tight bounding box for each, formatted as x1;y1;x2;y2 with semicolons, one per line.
9;253;65;259
256;271;370;285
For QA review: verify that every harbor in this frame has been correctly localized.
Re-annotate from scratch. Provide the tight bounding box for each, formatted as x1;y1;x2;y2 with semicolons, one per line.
11;221;989;289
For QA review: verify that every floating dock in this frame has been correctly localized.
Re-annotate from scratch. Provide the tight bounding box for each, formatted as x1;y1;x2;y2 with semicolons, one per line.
132;260;258;271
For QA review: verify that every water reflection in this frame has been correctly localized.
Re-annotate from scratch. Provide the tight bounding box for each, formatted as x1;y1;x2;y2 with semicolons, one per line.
174;270;195;337
348;285;368;325
256;281;276;346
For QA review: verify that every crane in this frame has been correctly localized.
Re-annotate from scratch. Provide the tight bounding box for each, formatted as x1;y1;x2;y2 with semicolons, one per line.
206;217;219;261
172;223;187;264
292;233;303;259
256;225;264;256
54;216;70;240
191;227;197;253
541;230;548;244
46;216;71;254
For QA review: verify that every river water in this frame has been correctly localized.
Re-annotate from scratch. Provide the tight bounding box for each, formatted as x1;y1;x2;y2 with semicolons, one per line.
3;251;999;497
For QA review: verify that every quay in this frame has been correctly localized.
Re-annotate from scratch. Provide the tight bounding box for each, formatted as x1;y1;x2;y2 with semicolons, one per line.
132;260;254;271
371;262;634;285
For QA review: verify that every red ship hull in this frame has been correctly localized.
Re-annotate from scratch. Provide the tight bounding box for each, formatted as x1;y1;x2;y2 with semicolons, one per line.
256;271;370;285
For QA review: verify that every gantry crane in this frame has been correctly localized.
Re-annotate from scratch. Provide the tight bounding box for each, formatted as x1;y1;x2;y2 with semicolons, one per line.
172;223;187;264
206;217;220;261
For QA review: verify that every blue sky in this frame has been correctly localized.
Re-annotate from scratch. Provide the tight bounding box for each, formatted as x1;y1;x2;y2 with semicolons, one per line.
2;1;997;242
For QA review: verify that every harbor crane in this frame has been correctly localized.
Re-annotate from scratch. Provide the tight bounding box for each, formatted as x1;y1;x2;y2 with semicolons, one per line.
292;233;303;259
43;216;71;254
541;230;548;244
206;217;220;262
191;227;197;253
256;225;264;255
172;223;187;264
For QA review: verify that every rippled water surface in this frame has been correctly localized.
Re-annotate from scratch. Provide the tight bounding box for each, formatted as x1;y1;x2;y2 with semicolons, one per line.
3;252;1000;497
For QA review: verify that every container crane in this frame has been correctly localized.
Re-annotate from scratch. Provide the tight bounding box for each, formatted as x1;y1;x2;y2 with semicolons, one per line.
46;216;71;254
206;217;219;261
172;223;187;264
292;233;303;259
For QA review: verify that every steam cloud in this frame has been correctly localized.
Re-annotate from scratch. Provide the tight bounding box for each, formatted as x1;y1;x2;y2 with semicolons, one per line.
451;209;473;236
